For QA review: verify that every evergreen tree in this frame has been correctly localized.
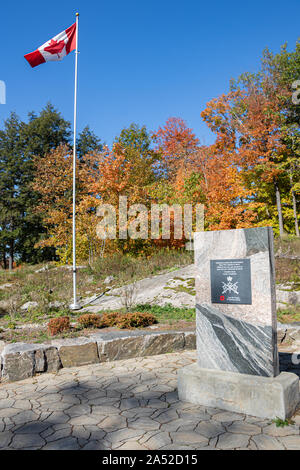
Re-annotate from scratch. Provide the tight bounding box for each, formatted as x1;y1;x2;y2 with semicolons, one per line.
0;113;27;268
0;104;72;266
77;125;102;160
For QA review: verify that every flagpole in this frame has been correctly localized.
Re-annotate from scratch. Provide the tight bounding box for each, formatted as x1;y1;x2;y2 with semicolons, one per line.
70;12;80;310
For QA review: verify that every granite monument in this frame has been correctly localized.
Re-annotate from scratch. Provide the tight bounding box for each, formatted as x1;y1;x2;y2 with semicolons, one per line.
195;226;278;377
178;227;299;419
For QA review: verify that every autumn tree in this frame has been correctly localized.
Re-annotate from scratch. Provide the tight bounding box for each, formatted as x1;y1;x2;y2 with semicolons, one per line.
153;117;199;181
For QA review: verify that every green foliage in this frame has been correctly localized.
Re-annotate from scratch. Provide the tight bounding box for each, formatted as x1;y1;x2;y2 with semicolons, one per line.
272;417;295;427
134;303;196;323
230;42;300;235
77;125;103;160
115;122;159;187
0;105;72;266
0;104;102;266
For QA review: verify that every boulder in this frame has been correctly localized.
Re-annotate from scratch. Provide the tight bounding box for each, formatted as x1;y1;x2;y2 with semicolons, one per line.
20;301;38;311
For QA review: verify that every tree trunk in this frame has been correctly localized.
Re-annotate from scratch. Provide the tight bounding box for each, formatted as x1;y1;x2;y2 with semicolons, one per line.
8;242;14;270
2;251;7;270
274;180;284;237
290;173;299;237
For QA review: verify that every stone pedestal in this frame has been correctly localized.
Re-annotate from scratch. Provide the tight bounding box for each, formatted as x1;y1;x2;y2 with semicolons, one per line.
178;363;299;420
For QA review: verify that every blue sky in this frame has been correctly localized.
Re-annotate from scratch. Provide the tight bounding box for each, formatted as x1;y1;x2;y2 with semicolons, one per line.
1;0;300;146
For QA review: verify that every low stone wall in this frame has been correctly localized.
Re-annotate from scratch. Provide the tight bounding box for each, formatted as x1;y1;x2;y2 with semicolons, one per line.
0;330;196;383
1;323;299;384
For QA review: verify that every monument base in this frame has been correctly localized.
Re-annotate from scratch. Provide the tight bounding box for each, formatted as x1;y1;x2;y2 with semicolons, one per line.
178;364;299;420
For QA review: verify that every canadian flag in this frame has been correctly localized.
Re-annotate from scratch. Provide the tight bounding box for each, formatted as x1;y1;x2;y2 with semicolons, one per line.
24;23;76;68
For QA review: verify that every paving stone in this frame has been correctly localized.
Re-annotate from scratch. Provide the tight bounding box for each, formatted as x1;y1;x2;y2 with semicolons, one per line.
263;422;300;437
280;435;300;449
160;417;196;432
71;425;92;440
178;410;211;421
13;399;32;410
52;422;71;431
10;433;46;449
60;395;81;405
12;410;40;425
216;432;250;449
248;440;258;450
78;438;89;447
68;415;100;426
0;431;13;448
43;436;80;450
151;409;179;424
128;417;160;431
91;405;120;415
46;412;70;424
212;411;245;423
13;421;51;434
39;401;72;412
195;421;225;439
0;398;15;409
89;429;107;441
121;407;153;418
117;440;148;450
1;350;299;451
171;431;208;446
226;422;261;435
65;404;91;417
45;428;72;442
144;431;172;449
81;440;111;450
160;443;200;450
38;393;62;404
40;427;55;438
106;428;143;443
251;434;285;450
119;398;141;410
146;398;169;409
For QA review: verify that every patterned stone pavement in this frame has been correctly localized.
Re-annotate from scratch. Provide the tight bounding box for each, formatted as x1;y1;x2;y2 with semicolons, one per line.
0;351;300;450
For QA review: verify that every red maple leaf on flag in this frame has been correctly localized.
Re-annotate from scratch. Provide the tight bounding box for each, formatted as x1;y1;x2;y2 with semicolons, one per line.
44;38;66;55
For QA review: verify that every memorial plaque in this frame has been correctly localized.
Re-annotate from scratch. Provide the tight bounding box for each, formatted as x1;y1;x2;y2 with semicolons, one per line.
194;227;279;377
210;259;252;305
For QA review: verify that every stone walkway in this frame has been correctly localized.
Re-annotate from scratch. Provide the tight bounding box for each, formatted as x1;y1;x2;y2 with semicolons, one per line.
0;351;300;450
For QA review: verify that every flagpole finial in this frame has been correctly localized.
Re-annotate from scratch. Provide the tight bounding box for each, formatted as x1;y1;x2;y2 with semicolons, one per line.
76;12;79;16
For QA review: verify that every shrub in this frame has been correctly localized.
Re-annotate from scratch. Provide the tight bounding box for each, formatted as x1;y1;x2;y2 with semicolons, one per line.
116;312;157;329
98;312;119;328
99;311;157;329
48;316;70;336
78;313;101;328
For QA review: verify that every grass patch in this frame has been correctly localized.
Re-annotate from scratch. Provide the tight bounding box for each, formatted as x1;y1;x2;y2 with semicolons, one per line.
277;305;300;323
274;235;300;257
133;303;196;323
91;249;193;284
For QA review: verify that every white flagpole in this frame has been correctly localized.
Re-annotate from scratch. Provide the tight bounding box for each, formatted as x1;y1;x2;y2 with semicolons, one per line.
70;12;80;310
